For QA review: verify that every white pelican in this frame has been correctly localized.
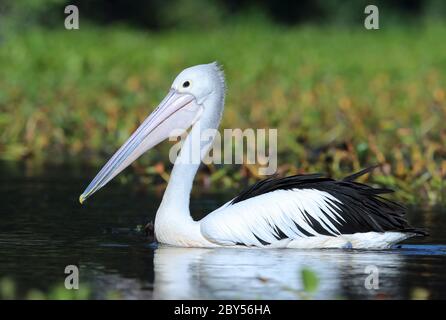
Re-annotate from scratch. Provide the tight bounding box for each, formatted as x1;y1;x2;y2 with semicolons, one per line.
80;62;426;249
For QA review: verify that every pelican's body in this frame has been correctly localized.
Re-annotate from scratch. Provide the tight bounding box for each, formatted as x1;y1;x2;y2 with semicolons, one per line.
80;62;426;249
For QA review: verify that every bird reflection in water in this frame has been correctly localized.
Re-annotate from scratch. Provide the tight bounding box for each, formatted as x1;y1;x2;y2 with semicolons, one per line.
152;245;404;299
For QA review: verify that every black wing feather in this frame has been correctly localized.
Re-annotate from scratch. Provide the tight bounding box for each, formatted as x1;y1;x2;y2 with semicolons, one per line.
231;166;427;236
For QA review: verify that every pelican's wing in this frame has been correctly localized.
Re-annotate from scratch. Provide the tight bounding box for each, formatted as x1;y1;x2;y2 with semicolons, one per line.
200;168;426;247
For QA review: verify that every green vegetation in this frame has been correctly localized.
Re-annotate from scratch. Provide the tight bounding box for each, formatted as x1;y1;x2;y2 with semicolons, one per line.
0;22;445;204
0;277;92;300
301;268;320;295
0;276;126;300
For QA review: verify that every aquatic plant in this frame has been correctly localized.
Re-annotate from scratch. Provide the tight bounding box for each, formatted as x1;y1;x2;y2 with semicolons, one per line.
0;22;445;204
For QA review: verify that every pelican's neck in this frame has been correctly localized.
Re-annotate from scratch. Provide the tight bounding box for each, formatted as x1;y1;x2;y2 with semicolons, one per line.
155;90;224;246
161;120;210;212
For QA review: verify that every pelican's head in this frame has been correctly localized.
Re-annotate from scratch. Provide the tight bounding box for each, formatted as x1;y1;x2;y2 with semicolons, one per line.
79;62;225;204
171;62;225;104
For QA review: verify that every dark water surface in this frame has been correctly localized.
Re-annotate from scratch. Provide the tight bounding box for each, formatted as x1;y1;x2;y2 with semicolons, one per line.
1;163;445;299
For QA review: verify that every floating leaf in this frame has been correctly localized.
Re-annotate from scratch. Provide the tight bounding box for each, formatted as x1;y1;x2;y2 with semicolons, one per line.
301;268;320;294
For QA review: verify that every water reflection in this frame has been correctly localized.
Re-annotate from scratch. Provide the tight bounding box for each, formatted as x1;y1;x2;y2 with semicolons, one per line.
152;246;406;299
1;163;445;299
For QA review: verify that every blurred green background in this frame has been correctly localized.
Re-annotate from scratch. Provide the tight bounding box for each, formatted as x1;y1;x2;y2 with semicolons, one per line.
0;0;445;204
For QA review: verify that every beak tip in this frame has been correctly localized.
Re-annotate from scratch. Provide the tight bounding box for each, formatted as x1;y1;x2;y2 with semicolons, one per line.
79;194;86;205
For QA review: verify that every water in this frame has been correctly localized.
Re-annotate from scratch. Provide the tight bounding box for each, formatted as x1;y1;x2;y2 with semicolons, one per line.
1;163;445;299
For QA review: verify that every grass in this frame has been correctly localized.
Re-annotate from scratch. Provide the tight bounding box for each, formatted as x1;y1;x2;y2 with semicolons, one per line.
0;22;445;204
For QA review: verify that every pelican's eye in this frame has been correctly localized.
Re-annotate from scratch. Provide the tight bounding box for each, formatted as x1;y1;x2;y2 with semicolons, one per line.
182;81;190;88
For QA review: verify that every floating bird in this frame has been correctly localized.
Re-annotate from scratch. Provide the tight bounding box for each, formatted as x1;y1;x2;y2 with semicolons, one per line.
80;62;426;249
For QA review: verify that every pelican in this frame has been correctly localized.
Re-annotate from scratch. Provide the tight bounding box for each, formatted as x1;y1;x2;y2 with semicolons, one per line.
80;62;426;249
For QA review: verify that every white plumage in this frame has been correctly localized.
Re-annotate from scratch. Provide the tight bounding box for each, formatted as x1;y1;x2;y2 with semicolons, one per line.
80;62;426;249
201;189;344;246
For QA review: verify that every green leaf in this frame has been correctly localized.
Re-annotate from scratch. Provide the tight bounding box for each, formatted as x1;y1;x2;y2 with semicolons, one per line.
301;268;319;293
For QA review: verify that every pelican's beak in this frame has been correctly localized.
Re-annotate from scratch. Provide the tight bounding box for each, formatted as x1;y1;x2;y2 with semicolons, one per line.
79;89;203;204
